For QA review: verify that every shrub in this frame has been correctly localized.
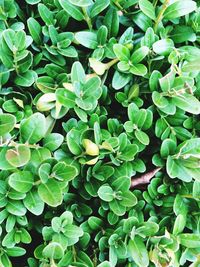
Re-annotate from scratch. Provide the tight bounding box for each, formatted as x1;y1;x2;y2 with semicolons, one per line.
0;0;200;266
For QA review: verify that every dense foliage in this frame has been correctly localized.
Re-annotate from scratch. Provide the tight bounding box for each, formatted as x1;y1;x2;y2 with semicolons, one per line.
0;0;200;266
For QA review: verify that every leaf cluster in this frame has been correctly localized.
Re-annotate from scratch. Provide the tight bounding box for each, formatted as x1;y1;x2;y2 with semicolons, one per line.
0;0;200;266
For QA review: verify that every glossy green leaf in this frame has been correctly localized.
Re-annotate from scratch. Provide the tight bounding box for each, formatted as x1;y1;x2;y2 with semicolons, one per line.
128;236;149;267
23;189;44;215
98;185;114;202
179;234;200;248
59;0;84;21
52;162;78;182
75;31;98;49
139;0;156;20
43;242;64;259
164;1;197;19
27;17;42;44
113;44;130;61
90;0;110;18
68;0;93;7
0;114;16;136
20;113;46;144
8;171;34;193
129;64;147;76
38;180;63;207
153;39;174;56
6;145;31;167
171;94;200;115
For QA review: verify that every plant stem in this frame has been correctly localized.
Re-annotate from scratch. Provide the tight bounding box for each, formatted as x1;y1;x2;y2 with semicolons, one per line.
153;0;159;8
82;7;92;30
4;19;9;28
114;1;128;14
131;167;161;188
181;194;199;199
154;0;170;32
72;246;77;262
158;113;176;136
34;180;41;186
106;58;119;68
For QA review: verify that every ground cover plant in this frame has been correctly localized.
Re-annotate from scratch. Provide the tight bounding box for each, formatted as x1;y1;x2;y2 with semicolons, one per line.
0;0;200;266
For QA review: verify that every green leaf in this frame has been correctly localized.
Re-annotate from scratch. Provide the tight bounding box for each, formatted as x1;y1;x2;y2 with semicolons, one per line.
84;76;101;97
178;234;200;248
23;189;44;215
6;145;31;167
170;25;196;44
112;176;130;192
43;133;64;151
112;70;131;90
38;4;54;26
160;139;176;158
6;200;26;216
52;162;78;182
43;242;64;259
173;214;186;235
90;0;110;18
139;0;156;20
71;61;86;83
129;64;147;76
59;0;84;21
97;25;108;46
135;129;149;145
27;17;42;44
66;128;82;155
131;46;149;64
0;148;14;170
6;247;26;257
133;11;152;32
58;46;78;58
26;0;41;4
68;0;93;7
128;236;149;267
20;113;46;144
120;191;137;207
75;31;98;49
63;224;83;238
8;171;34;193
149;70;162;91
14;70;37;87
182;58;200;72
0;114;16;136
118;144;138;161
88;216;103;230
136;221;159;237
193;181;200;198
39;163;51;183
171;94;200;115
113;44;130;61
98;185;114;202
166;156;192;182
97;262;111;267
153;39;174;56
109;199;126;216
152;91;168;108
38;179;63;207
177;138;200;158
3;29;15;51
163;1;197;19
56;88;75;108
104;7;119;38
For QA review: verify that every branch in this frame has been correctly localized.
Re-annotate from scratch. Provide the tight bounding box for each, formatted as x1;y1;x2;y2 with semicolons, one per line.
154;0;170;32
131;167;161;188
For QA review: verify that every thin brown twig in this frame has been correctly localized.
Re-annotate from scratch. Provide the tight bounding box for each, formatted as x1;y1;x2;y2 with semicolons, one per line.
131;167;161;188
